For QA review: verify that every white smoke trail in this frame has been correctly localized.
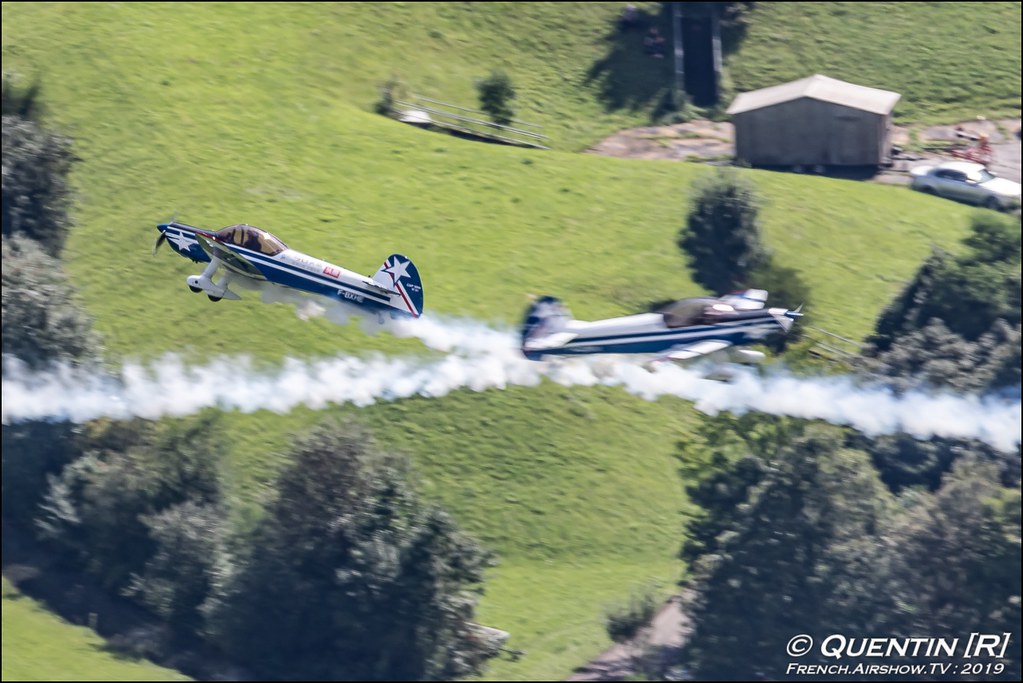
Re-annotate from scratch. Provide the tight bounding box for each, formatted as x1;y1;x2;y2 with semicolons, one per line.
3;320;1020;452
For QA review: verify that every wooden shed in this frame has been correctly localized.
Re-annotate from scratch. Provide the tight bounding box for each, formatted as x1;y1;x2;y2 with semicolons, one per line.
727;74;901;168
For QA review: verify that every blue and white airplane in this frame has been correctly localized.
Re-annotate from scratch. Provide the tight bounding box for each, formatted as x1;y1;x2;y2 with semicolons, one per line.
521;290;801;366
153;221;423;319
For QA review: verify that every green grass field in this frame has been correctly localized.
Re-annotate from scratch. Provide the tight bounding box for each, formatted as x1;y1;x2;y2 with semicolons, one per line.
2;2;1018;681
726;2;1021;124
1;579;191;682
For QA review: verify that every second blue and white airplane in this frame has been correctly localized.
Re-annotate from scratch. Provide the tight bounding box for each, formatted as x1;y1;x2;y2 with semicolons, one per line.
153;221;423;319
521;290;802;366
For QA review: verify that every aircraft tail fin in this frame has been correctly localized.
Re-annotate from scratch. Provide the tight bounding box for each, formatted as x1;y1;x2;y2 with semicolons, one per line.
373;254;424;317
521;296;573;360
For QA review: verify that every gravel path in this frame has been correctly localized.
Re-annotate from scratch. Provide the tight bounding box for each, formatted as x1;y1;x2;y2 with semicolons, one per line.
588;117;1022;185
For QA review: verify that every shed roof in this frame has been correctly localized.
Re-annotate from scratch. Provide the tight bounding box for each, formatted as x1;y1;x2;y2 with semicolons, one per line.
726;74;901;116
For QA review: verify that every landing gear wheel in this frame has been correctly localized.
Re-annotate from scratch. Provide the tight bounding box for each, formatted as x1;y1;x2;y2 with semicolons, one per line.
207;295;222;302
189;285;202;293
985;197;1001;211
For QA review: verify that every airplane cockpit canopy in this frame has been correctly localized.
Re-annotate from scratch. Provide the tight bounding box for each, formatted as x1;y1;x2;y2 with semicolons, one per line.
660;298;738;328
215;224;288;256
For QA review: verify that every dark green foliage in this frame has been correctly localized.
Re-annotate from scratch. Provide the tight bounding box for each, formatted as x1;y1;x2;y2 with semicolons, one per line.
857;429;1021;497
963;211;1022;265
863;212;1021;394
862;318;1021;394
2;114;77;256
2;236;99;370
125;500;226;636
374;78;406;117
879;458;1021;678
35;415;223;592
869;213;1020;347
678;451;765;566
677;414;800;567
677;417;1021;680
2;77;45;120
680;424;895;679
679;168;769;295
1;420;80;524
605;584;659;643
207;419;496;681
476;70;516;126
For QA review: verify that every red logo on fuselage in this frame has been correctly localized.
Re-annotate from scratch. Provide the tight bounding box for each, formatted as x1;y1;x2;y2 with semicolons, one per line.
323;265;341;279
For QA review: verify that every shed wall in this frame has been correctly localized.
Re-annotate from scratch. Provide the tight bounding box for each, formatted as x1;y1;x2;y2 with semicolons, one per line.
733;98;890;166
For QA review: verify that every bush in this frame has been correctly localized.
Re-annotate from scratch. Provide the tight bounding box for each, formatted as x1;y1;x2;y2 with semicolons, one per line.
679;168;769;294
374;78;406;117
476;69;516;126
2;114;77;256
35;415;224;591
605;585;659;643
2;236;99;370
2;76;45;120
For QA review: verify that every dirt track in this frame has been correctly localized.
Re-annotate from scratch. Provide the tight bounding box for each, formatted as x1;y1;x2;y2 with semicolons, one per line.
588;117;1022;185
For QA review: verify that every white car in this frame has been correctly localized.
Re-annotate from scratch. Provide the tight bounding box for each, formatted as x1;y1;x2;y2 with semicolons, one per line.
910;161;1021;211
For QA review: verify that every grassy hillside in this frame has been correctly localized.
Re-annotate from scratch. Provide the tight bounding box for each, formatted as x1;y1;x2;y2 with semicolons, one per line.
725;2;1021;123
1;579;191;682
1;2;1011;681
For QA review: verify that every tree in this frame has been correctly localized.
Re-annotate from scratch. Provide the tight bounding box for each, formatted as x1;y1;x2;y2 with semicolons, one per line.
880;457;1021;678
207;419;497;681
2;419;80;524
868;213;1020;348
680;425;895;679
862;212;1021;394
2;114;77;256
679;168;769;295
36;415;224;592
2;234;99;525
125;500;226;636
2;236;99;369
476;70;516;126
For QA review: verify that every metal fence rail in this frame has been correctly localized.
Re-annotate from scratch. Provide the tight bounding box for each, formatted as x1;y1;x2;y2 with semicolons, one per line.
805;325;863;361
392;95;550;150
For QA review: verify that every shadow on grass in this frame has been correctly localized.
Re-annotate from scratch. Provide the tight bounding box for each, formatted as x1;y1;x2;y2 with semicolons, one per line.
585;2;755;120
2;519;248;680
585;5;675;118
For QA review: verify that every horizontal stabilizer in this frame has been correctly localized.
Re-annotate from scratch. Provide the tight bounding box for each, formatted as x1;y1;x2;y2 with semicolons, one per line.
521;296;574;360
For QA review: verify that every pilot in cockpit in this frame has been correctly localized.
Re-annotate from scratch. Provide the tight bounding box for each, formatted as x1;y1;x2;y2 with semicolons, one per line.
662;298;736;328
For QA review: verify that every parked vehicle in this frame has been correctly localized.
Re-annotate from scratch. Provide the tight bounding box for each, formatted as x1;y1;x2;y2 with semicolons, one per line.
910;161;1021;211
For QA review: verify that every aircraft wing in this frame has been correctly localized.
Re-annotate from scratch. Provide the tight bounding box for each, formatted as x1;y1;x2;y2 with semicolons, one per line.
721;289;768;310
522;331;578;351
195;233;266;280
656;339;732;362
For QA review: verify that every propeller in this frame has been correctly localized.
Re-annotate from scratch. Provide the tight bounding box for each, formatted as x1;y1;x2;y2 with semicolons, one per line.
152;231;168;255
152;211;177;255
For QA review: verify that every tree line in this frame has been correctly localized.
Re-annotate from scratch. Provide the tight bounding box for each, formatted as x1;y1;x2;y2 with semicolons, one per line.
669;168;1021;680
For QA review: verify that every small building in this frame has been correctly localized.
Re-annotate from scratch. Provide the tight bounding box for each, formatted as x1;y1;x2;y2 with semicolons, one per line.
727;74;901;168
